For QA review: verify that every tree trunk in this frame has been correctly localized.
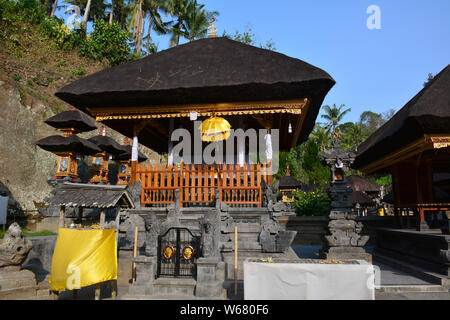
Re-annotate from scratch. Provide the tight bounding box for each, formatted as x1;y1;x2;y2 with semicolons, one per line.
134;0;144;54
146;15;154;55
83;0;92;29
109;0;114;24
50;0;58;16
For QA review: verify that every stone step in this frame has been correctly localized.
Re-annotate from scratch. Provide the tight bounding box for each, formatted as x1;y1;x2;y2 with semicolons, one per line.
0;286;38;300
373;252;450;288
153;277;197;296
377;285;449;293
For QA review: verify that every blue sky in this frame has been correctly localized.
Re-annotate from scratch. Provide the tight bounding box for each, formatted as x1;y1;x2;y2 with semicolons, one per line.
57;0;450;124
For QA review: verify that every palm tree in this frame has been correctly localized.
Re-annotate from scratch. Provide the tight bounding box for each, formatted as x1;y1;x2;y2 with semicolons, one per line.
143;0;169;55
128;0;146;53
164;0;193;47
320;104;351;139
310;124;331;151
185;1;218;41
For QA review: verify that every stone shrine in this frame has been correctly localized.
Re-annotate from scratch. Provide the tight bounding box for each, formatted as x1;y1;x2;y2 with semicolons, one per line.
319;139;371;262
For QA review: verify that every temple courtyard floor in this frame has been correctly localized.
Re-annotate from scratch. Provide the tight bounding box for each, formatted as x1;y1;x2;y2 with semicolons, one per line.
49;245;450;300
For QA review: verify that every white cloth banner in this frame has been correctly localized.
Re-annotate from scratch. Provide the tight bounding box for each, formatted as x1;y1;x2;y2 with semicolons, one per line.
131;136;138;161
0;196;8;225
244;259;375;300
264;133;272;160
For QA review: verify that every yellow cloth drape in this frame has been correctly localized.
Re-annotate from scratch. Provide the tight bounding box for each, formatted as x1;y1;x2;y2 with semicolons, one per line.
49;228;117;291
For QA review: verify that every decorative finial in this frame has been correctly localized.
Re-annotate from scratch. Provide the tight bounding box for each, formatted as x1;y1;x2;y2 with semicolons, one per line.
208;18;217;38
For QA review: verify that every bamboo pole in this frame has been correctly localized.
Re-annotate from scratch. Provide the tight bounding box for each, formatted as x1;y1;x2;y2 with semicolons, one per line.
234;226;238;296
132;226;138;283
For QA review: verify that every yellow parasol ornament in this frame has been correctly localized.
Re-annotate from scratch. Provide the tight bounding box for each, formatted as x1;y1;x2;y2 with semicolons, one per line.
199;116;231;142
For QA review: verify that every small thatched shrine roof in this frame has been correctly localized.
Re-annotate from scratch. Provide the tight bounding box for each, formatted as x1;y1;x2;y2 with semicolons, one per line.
44;110;97;132
35;135;102;155
87;135;126;156
278;176;303;189
349;191;374;206
46;183;134;208
354;64;450;172
347;175;380;193
55;37;335;152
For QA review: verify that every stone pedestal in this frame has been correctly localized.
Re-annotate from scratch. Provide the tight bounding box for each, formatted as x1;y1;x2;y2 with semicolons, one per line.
319;247;372;263
195;257;226;298
0;266;38;299
128;256;156;296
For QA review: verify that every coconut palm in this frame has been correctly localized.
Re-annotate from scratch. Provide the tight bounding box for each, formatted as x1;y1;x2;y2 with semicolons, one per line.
320;104;351;139
184;1;218;41
128;0;146;53
163;0;193;47
143;0;169;55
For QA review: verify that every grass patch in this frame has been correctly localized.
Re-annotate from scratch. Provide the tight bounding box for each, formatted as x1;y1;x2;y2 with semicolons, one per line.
0;228;56;239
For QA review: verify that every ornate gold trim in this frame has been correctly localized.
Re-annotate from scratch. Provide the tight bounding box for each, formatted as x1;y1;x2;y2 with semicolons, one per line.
89;99;309;121
359;134;450;174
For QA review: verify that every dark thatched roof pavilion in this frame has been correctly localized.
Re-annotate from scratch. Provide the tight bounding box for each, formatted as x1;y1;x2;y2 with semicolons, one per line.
55;37;335;153
346;175;380;194
353;64;450;173
352;64;450;216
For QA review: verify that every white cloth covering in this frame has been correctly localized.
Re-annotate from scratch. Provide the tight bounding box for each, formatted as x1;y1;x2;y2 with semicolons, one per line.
243;259;375;300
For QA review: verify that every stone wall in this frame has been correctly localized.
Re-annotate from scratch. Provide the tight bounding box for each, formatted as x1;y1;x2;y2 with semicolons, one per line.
282;215;397;246
21;235;57;282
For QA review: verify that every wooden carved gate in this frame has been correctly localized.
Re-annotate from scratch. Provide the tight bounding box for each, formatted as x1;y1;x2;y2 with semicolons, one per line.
157;227;200;278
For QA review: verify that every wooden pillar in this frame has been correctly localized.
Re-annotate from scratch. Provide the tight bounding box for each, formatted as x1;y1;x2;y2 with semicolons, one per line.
130;135;139;186
59;205;65;228
78;207;83;224
115;206;120;250
100;208;106;227
111;280;117;300
95;283;101;300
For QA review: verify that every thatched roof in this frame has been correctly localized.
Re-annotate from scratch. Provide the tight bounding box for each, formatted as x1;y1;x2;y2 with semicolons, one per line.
87;135;125;156
278;176;302;189
354;64;450;170
35;135;102;155
44;110;97;132
349;191;374;206
45;182;134;208
55;37;335;152
347;175;380;193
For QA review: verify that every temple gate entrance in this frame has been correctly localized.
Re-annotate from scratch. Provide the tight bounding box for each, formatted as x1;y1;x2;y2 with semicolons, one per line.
157;227;200;278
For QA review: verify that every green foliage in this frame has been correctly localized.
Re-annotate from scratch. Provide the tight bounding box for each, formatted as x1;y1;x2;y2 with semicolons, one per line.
42;16;85;50
293;189;330;216
0;0;46;25
370;174;392;187
79;20;131;66
70;66;86;76
223;24;276;51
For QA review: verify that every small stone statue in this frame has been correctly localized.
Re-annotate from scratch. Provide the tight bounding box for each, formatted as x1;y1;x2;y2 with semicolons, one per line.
0;222;33;267
144;213;161;257
199;209;220;258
